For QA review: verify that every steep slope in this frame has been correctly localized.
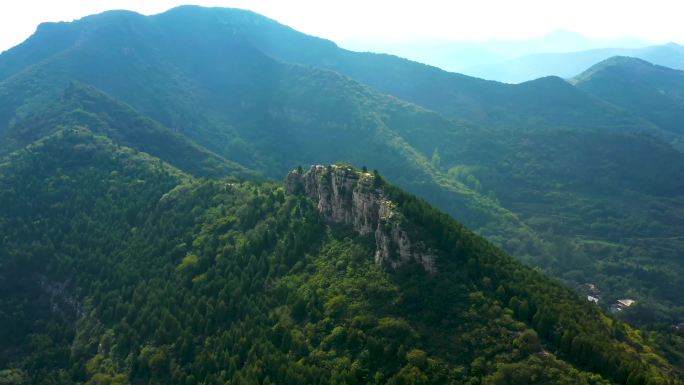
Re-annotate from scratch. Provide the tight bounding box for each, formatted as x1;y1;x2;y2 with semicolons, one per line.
0;82;255;178
573;57;684;135
0;127;189;380
0;128;680;383
463;43;684;83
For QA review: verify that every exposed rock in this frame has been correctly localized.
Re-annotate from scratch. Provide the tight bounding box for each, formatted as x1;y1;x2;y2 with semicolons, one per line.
286;165;437;273
36;274;82;323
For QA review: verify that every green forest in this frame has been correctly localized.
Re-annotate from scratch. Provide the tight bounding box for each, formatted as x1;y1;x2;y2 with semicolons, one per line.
0;127;681;384
2;7;683;328
1;5;684;385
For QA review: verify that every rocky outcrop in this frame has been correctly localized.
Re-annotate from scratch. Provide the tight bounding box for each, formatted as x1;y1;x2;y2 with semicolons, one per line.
286;165;436;273
37;274;82;322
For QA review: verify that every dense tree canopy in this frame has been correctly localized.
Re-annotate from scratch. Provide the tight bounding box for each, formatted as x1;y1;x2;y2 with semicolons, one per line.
0;128;681;384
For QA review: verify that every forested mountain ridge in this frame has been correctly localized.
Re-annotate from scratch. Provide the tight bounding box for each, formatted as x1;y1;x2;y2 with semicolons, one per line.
0;5;659;135
573;56;684;136
0;81;256;179
0;125;681;383
147;6;660;133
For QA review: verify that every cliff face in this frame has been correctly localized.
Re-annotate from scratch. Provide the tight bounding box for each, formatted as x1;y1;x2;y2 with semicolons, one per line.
286;165;436;273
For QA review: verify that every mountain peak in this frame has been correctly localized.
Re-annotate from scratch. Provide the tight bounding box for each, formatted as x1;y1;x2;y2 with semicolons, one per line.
74;8;146;25
286;164;438;273
572;55;657;83
599;55;654;67
154;4;276;25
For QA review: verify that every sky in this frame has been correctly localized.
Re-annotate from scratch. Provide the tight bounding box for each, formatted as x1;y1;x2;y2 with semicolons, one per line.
1;0;683;53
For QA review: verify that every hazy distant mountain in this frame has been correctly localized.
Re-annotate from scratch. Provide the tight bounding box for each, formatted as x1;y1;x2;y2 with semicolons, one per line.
342;30;649;74
464;42;684;83
0;10;655;135
573;56;684;135
188;15;654;133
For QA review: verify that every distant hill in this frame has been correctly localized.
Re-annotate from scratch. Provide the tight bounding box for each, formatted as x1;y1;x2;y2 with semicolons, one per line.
0;82;256;179
464;43;684;83
572;56;684;135
342;30;649;74
0;6;660;135
169;7;654;132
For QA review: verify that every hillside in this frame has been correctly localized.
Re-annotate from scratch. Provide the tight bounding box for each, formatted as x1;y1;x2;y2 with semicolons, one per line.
0;82;255;179
573;57;684;135
430;126;684;317
0;127;681;383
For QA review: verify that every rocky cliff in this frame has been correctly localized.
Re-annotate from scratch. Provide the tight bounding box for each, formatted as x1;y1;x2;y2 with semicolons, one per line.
286;165;436;273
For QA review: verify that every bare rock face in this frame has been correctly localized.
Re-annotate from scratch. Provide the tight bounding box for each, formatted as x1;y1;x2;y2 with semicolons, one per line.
286;165;436;273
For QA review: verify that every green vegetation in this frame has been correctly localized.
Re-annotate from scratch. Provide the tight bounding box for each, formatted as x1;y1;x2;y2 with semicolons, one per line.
573;56;684;136
0;11;546;283
1;3;684;327
1;82;255;179
1;6;684;381
0;128;681;384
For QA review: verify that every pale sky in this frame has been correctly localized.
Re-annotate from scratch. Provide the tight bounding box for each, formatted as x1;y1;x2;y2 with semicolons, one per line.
1;0;683;52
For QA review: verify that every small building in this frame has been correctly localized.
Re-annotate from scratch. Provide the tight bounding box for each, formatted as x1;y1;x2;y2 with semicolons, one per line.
617;299;635;308
610;298;636;312
587;295;599;304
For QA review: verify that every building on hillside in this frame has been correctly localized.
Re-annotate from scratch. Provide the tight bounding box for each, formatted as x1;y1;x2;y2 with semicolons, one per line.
617;299;635;308
609;298;636;313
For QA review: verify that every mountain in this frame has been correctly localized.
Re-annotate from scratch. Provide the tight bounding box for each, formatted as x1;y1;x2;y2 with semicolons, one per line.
464;43;684;84
342;30;650;75
573;56;684;135
0;6;658;135
0;125;681;383
193;8;684;324
177;8;653;132
2;4;684;332
0;6;550;265
0;81;256;179
2;5;684;383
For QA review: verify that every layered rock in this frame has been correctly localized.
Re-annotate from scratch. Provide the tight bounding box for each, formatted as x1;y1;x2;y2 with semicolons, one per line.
286;165;436;273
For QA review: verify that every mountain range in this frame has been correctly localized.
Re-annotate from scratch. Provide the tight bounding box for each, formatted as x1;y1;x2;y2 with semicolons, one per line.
343;29;652;76
1;5;684;384
573;56;684;136
465;42;684;83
